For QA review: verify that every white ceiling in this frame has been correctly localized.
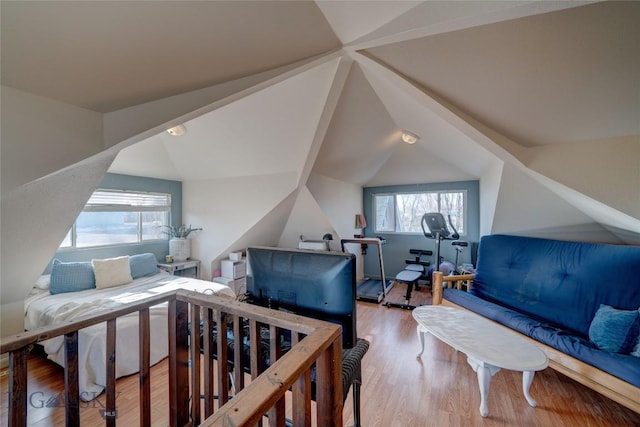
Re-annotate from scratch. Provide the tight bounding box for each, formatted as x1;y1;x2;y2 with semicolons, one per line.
1;1;340;112
364;1;640;146
2;0;638;239
315;0;422;44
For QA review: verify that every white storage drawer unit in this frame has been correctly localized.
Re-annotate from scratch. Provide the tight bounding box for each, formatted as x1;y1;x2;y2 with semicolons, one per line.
221;259;246;279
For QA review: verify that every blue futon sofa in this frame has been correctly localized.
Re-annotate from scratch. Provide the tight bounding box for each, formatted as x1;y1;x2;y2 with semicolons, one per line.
432;234;640;413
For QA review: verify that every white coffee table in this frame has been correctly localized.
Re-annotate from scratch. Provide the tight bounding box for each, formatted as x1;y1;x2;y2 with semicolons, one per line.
412;305;548;417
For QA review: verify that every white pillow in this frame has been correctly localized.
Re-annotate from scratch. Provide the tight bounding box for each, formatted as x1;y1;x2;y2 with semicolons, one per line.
92;256;133;289
35;274;51;290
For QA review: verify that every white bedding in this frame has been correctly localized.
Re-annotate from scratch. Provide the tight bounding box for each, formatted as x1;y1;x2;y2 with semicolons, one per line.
24;272;235;401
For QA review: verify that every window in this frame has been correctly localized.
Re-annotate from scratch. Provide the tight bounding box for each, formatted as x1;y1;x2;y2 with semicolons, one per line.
373;190;466;235
59;190;171;249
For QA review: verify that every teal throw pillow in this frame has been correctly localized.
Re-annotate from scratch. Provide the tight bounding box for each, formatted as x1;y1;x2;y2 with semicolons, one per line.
588;304;640;354
49;259;96;294
129;253;159;279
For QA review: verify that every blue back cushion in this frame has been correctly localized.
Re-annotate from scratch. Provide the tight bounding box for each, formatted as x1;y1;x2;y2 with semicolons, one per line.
49;259;96;294
470;235;640;337
129;253;159;279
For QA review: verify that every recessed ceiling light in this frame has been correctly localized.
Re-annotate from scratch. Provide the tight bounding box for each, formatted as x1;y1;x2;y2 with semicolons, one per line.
401;130;419;144
167;124;187;136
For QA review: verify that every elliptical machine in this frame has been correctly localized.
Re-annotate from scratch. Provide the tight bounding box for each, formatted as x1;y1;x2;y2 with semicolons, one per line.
421;212;467;275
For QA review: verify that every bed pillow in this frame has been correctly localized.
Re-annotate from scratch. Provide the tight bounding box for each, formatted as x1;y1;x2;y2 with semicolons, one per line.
92;256;133;289
129;253;159;279
49;259;96;294
35;274;51;290
588;304;640;354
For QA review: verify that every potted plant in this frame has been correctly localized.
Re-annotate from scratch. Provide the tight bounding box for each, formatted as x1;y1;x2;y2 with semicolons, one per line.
164;224;202;262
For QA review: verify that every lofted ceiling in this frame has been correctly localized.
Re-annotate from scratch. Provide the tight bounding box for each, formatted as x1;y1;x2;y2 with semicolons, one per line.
2;0;639;241
0;1;340;112
364;1;640;146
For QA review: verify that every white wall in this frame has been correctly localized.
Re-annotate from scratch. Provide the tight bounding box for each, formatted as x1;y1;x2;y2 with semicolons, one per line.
1;86;103;193
306;172;363;239
0;87;114;337
479;160;503;236
183;172;298;280
0;153;116;337
491;163;618;242
524;135;640;219
305;172;365;276
278;186;337;249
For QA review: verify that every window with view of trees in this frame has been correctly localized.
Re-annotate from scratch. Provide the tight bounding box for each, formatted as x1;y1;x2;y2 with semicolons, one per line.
59;189;171;249
374;190;466;234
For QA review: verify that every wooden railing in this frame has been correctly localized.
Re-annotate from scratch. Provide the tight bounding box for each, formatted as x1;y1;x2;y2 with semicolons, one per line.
431;271;475;305
1;289;343;427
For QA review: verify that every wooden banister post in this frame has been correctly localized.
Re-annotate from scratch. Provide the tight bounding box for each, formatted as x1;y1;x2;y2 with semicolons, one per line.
190;304;202;426
432;271;444;305
105;319;117;427
8;348;28;427
139;308;151;427
168;299;190;427
64;331;80;427
315;337;343;427
203;308;215;418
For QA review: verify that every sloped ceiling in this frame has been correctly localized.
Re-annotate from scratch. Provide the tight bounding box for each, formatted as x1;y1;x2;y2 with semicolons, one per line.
2;0;639;257
312;63;399;185
315;0;422;44
0;1;340;112
110;58;341;181
363;1;640;147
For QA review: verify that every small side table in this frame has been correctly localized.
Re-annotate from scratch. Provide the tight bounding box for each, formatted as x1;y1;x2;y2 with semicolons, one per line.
157;259;201;279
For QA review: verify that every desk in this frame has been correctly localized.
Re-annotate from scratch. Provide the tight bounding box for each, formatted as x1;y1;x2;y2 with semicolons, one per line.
157;259;200;279
412;305;548;417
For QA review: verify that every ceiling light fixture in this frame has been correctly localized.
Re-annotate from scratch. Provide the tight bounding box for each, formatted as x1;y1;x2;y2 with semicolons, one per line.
166;124;187;136
401;130;419;144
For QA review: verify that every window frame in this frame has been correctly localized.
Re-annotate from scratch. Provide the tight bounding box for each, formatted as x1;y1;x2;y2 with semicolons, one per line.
59;189;172;250
372;189;468;236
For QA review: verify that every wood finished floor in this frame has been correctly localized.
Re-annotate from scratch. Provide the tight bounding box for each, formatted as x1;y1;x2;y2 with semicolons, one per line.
2;282;640;426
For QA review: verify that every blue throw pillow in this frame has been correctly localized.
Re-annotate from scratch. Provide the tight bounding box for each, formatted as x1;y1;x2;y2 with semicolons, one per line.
49;259;96;294
632;338;640;358
588;304;640;354
129;253;159;279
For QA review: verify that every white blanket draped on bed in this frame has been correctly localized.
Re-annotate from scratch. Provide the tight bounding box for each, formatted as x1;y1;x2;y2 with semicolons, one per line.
24;272;235;401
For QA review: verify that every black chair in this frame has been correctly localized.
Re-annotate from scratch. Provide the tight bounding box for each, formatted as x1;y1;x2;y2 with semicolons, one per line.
200;315;369;427
341;338;369;426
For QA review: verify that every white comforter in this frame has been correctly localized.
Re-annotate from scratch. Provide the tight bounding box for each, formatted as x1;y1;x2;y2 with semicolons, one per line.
24;273;235;401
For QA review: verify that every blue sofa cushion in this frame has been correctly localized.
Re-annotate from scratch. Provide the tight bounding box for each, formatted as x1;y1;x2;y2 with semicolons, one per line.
471;235;640;337
129;253;159;279
588;304;640;353
444;288;640;387
49;259;96;294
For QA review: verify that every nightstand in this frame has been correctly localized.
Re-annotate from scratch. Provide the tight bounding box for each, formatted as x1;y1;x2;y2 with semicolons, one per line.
157;259;201;279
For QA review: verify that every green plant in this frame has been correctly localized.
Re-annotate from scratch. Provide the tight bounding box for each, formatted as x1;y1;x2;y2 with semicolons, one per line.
164;224;202;239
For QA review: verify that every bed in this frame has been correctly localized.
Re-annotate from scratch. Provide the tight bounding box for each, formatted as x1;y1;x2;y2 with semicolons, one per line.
24;254;235;401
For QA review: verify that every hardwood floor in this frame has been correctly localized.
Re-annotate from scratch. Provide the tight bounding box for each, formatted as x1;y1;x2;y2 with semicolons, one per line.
2;283;639;426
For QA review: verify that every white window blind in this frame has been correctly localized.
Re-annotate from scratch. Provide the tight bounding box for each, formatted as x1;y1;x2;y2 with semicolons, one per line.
84;190;171;212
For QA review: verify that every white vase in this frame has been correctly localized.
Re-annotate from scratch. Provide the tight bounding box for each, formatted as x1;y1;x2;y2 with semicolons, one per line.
169;238;190;262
